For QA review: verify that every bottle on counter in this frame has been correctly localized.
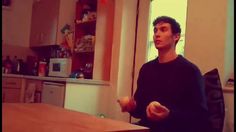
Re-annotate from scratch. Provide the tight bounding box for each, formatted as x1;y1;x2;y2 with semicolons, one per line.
17;59;25;74
38;58;47;77
12;56;18;74
32;61;38;76
83;63;93;79
3;56;12;74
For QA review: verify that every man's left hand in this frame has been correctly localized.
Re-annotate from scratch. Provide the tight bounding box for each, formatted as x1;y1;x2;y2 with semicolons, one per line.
146;101;170;121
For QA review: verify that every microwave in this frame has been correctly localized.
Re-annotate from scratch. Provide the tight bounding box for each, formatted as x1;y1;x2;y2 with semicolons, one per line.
48;58;72;77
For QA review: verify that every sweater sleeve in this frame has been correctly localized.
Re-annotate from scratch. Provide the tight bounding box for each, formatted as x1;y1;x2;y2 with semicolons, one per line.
129;65;147;119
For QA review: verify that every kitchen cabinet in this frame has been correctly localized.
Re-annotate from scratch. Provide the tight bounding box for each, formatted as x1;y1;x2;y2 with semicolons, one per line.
2;77;24;103
71;0;97;79
29;0;76;47
2;89;21;103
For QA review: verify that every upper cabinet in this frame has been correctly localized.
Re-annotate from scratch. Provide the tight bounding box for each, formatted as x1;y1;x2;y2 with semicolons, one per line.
29;0;76;47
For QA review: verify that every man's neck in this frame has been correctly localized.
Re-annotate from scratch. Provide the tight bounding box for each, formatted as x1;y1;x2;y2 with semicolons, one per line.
158;50;178;63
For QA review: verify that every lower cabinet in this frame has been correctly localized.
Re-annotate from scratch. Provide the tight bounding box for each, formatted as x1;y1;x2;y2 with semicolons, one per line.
2;88;21;103
2;76;65;106
24;79;43;103
2;77;23;103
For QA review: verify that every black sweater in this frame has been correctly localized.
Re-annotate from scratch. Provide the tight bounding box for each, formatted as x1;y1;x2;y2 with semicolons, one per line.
130;55;208;132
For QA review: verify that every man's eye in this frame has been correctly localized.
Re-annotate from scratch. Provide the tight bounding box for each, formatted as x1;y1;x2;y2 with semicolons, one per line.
154;28;157;33
160;27;167;32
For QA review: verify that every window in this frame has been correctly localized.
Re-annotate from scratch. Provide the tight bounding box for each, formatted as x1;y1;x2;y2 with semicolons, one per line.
147;0;188;61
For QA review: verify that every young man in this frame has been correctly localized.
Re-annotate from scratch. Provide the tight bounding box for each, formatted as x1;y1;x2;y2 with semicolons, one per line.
118;16;209;132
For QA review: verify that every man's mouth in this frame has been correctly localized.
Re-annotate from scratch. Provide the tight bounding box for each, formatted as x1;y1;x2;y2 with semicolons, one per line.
155;40;161;43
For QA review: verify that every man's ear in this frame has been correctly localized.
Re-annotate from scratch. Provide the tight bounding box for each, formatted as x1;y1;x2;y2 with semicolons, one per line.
174;33;181;44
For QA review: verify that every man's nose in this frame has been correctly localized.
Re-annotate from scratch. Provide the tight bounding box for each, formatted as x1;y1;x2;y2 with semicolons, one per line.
154;31;160;37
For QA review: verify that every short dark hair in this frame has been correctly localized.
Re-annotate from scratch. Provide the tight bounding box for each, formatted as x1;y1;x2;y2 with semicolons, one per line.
152;16;181;34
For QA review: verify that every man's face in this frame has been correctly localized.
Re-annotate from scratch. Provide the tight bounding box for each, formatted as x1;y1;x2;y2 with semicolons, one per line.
153;22;180;50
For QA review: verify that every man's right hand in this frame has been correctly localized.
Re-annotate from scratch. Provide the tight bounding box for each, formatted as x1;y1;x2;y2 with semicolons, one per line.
117;96;136;112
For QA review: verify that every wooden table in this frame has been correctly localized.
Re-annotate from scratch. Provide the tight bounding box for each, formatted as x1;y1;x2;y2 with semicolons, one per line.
2;103;149;132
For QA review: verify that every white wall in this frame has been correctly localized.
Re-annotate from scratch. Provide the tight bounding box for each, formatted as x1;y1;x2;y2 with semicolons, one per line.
133;0;150;95
223;89;234;132
224;0;234;84
108;0;138;122
2;0;33;47
184;1;234;130
184;0;234;85
2;44;36;61
64;83;110;116
93;0;114;81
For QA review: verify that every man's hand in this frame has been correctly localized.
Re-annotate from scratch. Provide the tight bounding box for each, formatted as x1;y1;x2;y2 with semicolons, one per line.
117;96;136;112
146;101;170;121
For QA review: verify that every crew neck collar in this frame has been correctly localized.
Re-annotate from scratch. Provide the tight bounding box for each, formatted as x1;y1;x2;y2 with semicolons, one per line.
156;55;182;65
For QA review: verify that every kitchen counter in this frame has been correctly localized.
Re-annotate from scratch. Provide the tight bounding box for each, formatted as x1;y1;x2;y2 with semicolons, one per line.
2;73;110;86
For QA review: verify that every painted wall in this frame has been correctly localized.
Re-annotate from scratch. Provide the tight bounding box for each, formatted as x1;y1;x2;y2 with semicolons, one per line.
184;0;234;85
184;1;234;130
93;0;114;81
64;83;110;117
224;0;234;84
107;0;138;122
2;44;36;61
223;90;234;132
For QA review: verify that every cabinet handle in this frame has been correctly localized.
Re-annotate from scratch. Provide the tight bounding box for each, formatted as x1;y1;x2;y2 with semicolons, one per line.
6;82;16;85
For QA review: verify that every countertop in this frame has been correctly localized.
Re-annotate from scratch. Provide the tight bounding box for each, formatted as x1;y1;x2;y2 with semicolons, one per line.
2;73;110;86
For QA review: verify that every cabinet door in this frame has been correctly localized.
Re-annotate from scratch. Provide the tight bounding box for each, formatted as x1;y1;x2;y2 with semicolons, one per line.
2;77;23;103
2;77;22;88
2;88;21;103
25;79;43;103
30;0;60;47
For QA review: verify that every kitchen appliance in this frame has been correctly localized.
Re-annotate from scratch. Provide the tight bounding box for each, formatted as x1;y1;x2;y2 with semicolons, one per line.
48;58;72;77
41;81;65;107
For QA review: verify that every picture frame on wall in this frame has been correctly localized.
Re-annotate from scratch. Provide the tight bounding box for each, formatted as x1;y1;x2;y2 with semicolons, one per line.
2;0;11;7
